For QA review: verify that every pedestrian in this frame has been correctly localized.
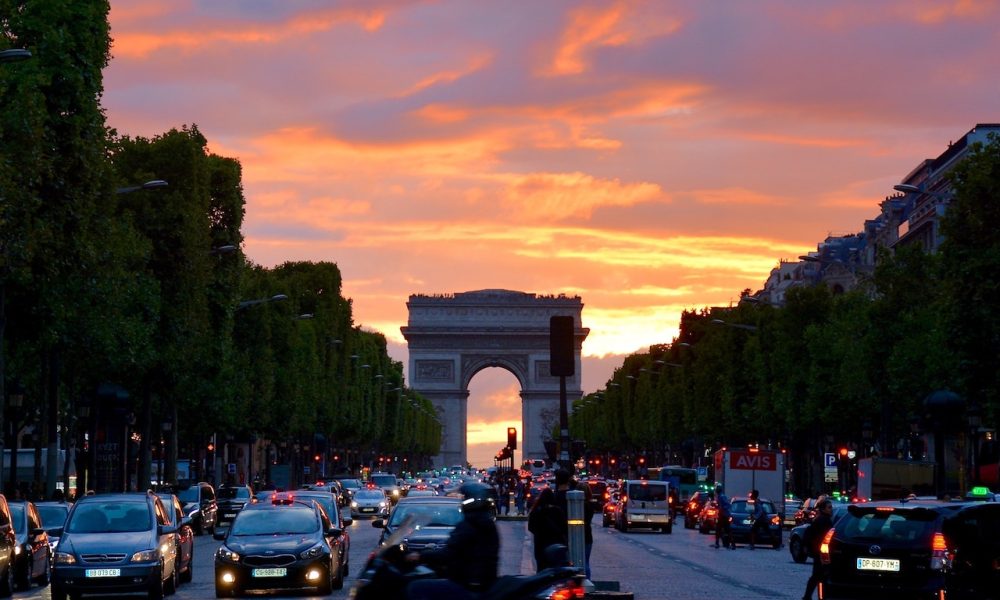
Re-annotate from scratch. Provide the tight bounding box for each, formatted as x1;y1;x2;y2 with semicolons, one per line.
801;498;834;600
714;484;734;549
553;469;594;579
500;480;511;515
527;488;567;572
748;489;768;550
514;478;527;515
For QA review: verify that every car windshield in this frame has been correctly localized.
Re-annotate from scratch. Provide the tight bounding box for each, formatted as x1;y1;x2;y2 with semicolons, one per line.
389;503;463;528
231;509;317;536
628;484;667;502
355;490;384;500
9;504;25;533
176;487;199;503
218;488;251;500
68;502;150;533
37;505;69;529
371;475;396;486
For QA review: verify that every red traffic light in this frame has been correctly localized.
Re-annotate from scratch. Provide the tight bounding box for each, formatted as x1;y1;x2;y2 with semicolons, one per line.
839;447;849;457
207;443;215;452
314;454;321;462
507;427;517;450
638;457;645;464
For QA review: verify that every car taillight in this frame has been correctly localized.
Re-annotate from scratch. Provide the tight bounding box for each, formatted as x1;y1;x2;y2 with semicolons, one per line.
689;502;697;510
930;532;949;570
770;515;781;526
547;579;586;600
819;529;834;564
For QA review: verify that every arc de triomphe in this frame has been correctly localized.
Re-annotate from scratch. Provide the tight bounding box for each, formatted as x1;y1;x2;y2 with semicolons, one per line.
401;290;588;468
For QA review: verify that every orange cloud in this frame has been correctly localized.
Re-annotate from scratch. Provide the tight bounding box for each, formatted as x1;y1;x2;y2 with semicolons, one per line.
546;1;683;76
499;172;663;219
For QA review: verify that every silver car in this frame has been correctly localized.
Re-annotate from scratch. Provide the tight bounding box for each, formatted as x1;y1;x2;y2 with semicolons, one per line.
351;489;389;518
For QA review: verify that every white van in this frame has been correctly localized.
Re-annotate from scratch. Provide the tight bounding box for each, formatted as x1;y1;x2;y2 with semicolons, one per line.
616;479;672;533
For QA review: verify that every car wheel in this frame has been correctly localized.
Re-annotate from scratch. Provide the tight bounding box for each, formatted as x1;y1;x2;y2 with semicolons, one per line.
790;537;806;563
36;551;50;587
180;555;193;584
215;583;236;598
148;566;165;600
317;565;333;595
51;585;68;600
332;559;344;591
193;517;204;536
663;524;672;534
13;555;30;591
165;562;178;595
0;560;13;597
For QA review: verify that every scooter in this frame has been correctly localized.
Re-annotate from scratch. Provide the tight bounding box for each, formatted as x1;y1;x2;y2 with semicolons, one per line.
349;518;585;600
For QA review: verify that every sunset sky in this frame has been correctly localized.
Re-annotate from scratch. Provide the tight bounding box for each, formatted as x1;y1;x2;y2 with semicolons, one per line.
104;0;999;466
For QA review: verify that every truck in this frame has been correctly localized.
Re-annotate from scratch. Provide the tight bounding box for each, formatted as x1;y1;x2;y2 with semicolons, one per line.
713;448;786;519
855;457;935;501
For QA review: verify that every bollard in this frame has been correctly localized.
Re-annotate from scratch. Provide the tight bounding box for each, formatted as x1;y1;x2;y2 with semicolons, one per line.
567;490;594;591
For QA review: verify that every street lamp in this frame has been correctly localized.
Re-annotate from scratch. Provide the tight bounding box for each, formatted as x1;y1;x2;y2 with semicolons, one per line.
237;294;288;310
0;49;31;63
116;179;168;195
210;244;237;255
893;183;950;199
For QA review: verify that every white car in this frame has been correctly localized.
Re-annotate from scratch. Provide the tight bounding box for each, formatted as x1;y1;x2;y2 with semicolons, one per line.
351;488;389;518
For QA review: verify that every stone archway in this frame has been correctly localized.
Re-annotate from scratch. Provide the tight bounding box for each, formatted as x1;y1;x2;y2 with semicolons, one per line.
401;290;588;468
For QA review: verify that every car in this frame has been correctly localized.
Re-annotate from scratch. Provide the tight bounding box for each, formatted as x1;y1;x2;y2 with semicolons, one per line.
213;493;347;596
819;500;979;600
215;485;255;530
35;501;70;554
285;490;352;577
616;480;672;533
585;479;608;514
374;496;463;550
155;493;195;584
351;488;390;519
941;501;1000;599
0;495;16;596
788;503;850;563
334;478;363;506
6;500;50;590
175;481;218;535
795;497;821;526
50;492;179;600
684;491;711;529
697;500;719;534
728;496;782;548
369;473;405;504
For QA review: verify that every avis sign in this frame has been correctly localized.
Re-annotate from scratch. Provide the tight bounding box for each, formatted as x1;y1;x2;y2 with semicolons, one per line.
728;450;778;471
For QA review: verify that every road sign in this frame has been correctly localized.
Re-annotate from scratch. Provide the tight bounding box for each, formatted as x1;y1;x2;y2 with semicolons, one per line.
227;463;236;474
303;466;311;475
696;466;708;481
824;453;837;468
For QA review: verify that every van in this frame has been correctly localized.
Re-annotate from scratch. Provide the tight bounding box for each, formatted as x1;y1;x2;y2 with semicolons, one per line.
617;480;672;534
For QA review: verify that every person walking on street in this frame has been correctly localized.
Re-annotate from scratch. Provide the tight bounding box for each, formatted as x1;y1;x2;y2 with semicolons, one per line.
801;498;834;600
500;479;511;515
528;488;567;572
748;489;768;550
514;478;526;515
715;484;734;549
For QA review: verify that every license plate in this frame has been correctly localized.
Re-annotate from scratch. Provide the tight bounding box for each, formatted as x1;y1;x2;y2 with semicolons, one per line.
743;519;753;525
224;513;236;518
85;569;121;578
252;568;287;578
857;557;900;572
361;508;375;512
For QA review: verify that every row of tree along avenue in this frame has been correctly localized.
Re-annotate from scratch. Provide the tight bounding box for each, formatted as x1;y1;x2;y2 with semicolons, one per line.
572;133;1000;499
0;1;440;497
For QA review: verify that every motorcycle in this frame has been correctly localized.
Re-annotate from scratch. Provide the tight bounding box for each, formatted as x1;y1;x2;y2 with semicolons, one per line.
349;517;585;600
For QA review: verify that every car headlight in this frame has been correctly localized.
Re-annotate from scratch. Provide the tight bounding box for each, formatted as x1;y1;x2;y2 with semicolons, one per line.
14;545;21;555
392;490;400;496
53;552;76;565
299;544;326;560
216;546;241;563
351;502;358;508
131;549;160;563
379;502;387;508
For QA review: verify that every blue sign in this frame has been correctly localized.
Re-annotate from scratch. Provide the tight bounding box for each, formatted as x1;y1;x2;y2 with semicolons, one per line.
824;453;837;468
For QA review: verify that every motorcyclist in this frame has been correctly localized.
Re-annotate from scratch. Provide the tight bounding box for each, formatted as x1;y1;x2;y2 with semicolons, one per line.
406;482;500;600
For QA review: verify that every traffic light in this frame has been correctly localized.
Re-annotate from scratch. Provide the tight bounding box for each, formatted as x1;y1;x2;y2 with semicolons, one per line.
507;427;517;450
314;454;321;462
207;442;215;453
839;447;849;458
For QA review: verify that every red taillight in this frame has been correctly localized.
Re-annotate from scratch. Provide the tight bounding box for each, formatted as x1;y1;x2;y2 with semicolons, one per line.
820;529;835;564
689;502;697;510
549;580;586;600
707;509;717;517
932;532;947;552
771;515;781;526
931;532;949;571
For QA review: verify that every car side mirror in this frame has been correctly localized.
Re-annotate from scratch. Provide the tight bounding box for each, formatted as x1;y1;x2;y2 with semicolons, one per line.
158;524;178;536
372;519;385;528
213;528;228;541
326;527;343;538
341;516;353;527
49;527;63;538
29;527;46;539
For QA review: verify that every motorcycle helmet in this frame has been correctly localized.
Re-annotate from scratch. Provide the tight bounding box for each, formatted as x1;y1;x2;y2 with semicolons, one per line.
459;482;495;513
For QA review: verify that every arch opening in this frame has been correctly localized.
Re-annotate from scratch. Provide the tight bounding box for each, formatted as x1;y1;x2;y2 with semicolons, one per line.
467;367;522;468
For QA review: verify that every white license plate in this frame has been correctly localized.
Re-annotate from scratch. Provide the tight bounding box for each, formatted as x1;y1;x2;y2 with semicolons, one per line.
857;557;900;572
224;513;236;518
252;568;287;578
361;508;375;512
743;519;753;525
85;569;121;578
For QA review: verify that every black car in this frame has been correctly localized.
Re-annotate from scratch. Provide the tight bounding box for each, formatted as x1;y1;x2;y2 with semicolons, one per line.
374;496;463;550
176;481;218;535
684;491;711;529
789;504;849;563
214;493;347;596
215;485;255;530
7;500;50;591
0;495;16;596
35;501;70;554
50;492;179;600
155;493;195;584
819;500;997;600
728;497;782;548
288;490;352;577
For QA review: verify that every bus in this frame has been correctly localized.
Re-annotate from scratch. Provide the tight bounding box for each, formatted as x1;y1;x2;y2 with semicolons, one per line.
649;465;700;503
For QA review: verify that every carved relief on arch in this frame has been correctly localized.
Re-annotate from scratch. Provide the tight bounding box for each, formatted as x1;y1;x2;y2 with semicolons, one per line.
460;354;528;389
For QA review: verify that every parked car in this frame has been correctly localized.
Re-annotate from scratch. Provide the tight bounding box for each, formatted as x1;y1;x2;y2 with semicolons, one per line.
213;493;347;595
176;481;218;535
6;500;50;590
155;493;195;584
0;495;16;596
35;501;70;554
684;491;711;529
50;492;179;600
215;485;255;530
728;497;782;548
819;500;991;600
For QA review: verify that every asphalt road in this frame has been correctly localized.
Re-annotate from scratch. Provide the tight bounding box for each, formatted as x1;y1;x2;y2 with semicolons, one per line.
16;514;813;599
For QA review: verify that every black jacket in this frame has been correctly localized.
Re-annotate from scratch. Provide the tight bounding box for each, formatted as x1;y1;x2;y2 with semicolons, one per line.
804;512;834;559
422;509;499;591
